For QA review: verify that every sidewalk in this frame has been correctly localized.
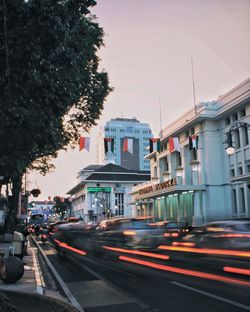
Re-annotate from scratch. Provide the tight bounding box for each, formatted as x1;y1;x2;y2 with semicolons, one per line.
0;239;65;300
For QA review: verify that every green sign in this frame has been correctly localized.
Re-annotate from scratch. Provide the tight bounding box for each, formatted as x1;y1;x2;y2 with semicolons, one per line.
87;187;111;193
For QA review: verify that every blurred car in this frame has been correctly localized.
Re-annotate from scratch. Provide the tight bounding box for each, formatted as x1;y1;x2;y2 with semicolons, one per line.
52;220;98;258
182;220;250;250
91;217;191;255
149;221;192;241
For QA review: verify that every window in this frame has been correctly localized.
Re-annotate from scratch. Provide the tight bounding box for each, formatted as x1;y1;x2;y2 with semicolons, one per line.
225;117;230;126
190;127;195;135
153;166;157;177
230;169;235;177
239;188;246;214
231;113;238;122
234;129;241;149
238;167;243;175
247;165;250;174
185;131;189;138
239;108;246;118
242;125;249;146
120;129;125;133
176;151;182;167
232;189;237;214
165;157;169;171
115;193;124;216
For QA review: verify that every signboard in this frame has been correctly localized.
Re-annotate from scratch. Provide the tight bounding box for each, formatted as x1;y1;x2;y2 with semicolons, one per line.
87;187;111;193
126;126;133;133
138;178;177;195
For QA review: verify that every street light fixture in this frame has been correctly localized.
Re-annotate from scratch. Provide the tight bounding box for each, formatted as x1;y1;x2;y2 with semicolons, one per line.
225;146;235;156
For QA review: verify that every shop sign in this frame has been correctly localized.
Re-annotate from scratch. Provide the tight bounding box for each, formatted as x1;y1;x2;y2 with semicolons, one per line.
87;187;111;193
138;178;177;195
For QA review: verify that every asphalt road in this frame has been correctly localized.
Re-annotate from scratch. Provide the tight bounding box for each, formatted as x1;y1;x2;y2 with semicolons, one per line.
38;240;250;312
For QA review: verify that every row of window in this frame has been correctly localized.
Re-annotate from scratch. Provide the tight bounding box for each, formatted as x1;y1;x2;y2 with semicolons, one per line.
159;149;198;172
105;127;152;134
224;108;246;126
228;125;249;149
232;187;249;215
160;129;196;152
230;164;250;177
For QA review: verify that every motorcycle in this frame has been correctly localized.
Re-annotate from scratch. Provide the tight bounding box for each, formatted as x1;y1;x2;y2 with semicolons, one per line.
41;233;47;245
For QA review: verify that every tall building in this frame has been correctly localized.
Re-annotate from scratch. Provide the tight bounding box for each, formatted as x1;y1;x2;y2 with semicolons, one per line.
97;118;153;171
131;78;250;225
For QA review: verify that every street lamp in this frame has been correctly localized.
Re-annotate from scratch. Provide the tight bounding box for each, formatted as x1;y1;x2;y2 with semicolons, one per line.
225;121;250;155
226;146;235;156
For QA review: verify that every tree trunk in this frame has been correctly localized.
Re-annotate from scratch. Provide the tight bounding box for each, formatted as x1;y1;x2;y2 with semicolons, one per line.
4;174;22;233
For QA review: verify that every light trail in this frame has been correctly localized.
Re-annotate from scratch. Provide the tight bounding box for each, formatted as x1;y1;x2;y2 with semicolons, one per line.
158;245;250;258
119;255;250;287
54;239;87;256
102;246;170;260
223;266;250;276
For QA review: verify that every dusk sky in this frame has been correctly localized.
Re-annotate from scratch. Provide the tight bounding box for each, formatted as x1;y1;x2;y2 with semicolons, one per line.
29;0;250;200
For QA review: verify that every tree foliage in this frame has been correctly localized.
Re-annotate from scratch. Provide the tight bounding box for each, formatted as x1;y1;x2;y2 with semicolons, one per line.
0;0;111;180
0;0;111;231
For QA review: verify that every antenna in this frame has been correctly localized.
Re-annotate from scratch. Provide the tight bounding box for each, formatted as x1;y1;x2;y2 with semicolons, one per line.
191;57;197;115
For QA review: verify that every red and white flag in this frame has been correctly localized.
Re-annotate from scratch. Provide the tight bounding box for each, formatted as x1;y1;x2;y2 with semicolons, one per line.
79;137;90;152
169;137;180;153
123;138;133;154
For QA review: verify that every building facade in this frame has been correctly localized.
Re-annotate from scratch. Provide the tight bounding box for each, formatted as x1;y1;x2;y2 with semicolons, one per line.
67;163;150;221
131;78;250;225
97;118;153;171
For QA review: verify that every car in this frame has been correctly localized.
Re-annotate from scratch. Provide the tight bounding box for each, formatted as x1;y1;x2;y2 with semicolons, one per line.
181;220;250;250
91;217;186;256
52;220;98;258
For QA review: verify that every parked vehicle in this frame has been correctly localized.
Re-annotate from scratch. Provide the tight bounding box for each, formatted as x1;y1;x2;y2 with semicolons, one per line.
182;220;250;250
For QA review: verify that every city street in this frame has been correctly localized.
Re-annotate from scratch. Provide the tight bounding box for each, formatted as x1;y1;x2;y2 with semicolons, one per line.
0;2;249;312
36;239;250;312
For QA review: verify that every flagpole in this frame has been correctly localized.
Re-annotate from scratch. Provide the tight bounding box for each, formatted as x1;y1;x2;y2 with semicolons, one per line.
159;93;162;138
191;57;197;115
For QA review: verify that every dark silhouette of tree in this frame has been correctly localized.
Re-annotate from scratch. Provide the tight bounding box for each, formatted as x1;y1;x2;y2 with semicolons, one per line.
0;0;112;231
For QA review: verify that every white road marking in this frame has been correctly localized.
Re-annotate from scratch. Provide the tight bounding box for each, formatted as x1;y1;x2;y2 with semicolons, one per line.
170;281;250;311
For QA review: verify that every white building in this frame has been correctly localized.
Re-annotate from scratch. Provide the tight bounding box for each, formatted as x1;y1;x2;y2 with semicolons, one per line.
97;118;153;171
131;78;250;225
67;163;150;221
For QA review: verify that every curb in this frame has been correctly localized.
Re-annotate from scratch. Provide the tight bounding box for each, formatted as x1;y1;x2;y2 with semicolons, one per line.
30;236;85;312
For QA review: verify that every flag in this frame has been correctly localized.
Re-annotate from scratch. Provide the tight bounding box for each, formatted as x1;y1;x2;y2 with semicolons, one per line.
123;138;133;154
79;137;90;151
104;138;114;154
169;137;180;153
189;136;199;150
149;138;160;153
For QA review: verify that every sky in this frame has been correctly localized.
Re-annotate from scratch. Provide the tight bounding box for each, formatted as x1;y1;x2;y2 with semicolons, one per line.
28;0;250;200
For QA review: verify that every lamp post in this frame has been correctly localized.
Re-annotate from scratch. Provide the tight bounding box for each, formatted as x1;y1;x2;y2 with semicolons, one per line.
225;121;250;155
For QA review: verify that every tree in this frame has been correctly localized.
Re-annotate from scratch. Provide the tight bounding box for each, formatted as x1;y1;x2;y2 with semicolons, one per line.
0;0;112;231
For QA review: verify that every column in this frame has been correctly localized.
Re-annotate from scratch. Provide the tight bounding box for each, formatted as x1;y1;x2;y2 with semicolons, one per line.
192;191;203;226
